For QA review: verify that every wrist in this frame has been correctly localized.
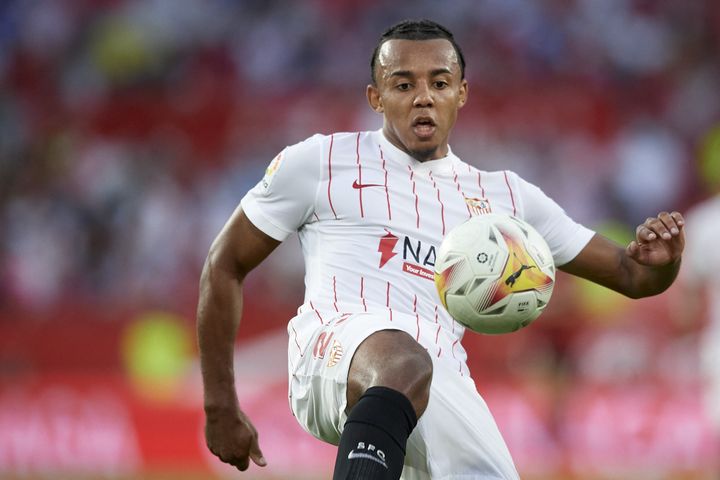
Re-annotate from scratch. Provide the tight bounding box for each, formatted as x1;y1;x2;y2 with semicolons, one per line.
203;389;239;416
204;401;241;422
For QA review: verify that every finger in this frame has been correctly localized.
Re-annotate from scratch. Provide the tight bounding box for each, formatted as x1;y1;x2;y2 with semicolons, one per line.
626;240;639;257
670;211;685;231
657;211;682;237
217;452;249;471
249;439;267;467
635;223;657;243
646;213;674;240
231;455;250;472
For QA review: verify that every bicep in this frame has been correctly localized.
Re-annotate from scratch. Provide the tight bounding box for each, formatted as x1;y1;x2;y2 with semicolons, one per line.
208;207;281;280
558;233;630;293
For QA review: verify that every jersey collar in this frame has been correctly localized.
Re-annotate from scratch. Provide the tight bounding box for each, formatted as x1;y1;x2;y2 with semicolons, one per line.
375;129;457;174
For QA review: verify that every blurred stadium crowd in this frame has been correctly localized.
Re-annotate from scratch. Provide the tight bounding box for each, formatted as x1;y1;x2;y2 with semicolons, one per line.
1;0;718;313
1;0;719;477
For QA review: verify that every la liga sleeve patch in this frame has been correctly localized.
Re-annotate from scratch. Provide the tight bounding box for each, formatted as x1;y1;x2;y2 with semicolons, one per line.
261;152;284;191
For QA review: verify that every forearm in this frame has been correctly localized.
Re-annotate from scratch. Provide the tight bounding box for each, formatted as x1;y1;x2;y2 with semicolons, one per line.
197;255;245;412
560;234;683;299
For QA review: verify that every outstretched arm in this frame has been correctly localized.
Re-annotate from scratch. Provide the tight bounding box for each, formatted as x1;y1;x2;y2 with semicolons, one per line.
559;211;685;298
197;207;280;471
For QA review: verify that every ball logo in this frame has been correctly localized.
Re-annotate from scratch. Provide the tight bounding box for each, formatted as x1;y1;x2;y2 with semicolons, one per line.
476;252;488;264
493;228;552;296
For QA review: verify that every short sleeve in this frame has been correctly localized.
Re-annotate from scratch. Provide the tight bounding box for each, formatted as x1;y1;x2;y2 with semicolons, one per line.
512;173;595;266
240;135;322;241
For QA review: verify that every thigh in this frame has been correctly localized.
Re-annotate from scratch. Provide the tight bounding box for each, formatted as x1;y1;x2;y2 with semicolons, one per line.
404;359;520;480
289;312;412;445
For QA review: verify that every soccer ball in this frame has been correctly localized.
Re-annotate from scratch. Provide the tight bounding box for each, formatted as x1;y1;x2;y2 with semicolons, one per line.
434;214;555;334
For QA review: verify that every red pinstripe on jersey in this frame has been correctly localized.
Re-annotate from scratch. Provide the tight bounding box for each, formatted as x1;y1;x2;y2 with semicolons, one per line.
379;145;392;220
408;166;420;228
413;294;420;341
435;324;442;356
503;170;516;216
309;300;324;324
452;165;472;219
452;165;472;218
355;133;365;218
386;281;393;321
471;165;486;198
335;313;352;325
434;306;442;357
451;339;463;375
290;321;303;357
428;171;446;235
332;275;339;311
360;276;367;312
327;134;338;219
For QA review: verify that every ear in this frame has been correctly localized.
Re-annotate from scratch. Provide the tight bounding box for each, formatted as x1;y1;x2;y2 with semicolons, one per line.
458;79;468;109
367;84;383;113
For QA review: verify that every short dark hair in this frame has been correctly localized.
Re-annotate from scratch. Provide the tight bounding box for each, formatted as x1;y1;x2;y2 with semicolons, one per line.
370;19;466;84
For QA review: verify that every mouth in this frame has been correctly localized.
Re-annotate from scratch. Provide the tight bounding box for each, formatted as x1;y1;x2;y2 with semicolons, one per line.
412;117;436;139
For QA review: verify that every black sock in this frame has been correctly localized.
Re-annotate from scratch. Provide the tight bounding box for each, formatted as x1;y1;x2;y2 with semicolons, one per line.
332;386;418;480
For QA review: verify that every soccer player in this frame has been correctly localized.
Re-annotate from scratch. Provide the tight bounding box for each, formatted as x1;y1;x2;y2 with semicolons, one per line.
197;20;685;479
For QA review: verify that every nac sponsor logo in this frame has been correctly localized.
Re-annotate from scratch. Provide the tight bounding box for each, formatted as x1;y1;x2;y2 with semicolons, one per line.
377;231;436;281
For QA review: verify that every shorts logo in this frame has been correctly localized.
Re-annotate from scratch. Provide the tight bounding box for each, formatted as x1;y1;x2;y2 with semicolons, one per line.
312;332;333;360
312;332;344;367
464;196;492;215
327;339;344;367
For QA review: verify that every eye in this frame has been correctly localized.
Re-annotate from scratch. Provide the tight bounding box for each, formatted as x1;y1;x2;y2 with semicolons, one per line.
396;83;411;91
434;81;448;89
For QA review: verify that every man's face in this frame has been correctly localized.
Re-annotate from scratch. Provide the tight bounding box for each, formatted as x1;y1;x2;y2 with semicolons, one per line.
367;38;468;162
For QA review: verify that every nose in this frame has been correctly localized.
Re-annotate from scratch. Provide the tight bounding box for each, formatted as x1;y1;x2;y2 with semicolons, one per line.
413;81;434;108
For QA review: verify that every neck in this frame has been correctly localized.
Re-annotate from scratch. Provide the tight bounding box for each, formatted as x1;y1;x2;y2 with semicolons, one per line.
382;128;448;162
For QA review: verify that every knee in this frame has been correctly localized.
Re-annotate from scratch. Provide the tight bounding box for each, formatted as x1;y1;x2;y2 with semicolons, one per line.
347;330;433;418
383;344;433;405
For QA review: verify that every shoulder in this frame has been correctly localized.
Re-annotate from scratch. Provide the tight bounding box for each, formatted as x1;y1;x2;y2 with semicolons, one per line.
463;165;528;187
283;133;326;158
284;131;371;157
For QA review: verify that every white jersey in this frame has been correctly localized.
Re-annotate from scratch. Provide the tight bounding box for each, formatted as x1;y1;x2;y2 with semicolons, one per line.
241;129;595;376
682;194;720;429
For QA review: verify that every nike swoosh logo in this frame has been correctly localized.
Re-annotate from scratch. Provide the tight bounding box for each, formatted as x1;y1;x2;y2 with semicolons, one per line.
352;180;383;189
347;451;388;468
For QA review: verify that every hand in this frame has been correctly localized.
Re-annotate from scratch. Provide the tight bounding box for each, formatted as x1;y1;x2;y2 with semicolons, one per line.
204;403;267;471
626;211;685;267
